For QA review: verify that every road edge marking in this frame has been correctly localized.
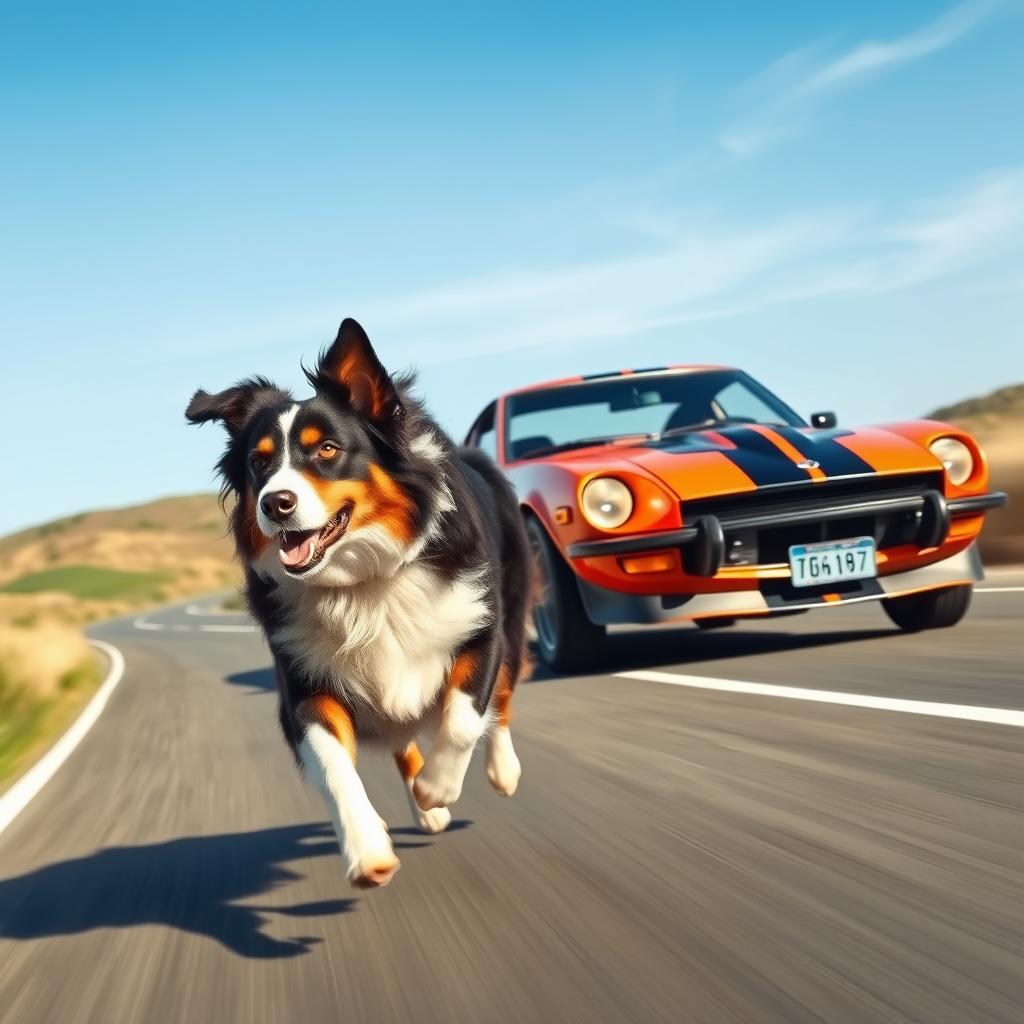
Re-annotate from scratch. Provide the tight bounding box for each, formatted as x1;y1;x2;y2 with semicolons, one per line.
615;669;1024;728
0;639;126;838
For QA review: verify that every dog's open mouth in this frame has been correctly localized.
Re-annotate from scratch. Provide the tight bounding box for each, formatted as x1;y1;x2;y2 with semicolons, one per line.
278;504;352;575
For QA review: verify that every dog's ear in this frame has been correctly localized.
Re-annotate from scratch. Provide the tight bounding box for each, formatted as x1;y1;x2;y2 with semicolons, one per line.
312;319;404;427
185;377;284;436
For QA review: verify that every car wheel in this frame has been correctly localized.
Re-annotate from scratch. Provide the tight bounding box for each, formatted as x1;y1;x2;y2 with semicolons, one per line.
525;517;608;673
882;584;973;632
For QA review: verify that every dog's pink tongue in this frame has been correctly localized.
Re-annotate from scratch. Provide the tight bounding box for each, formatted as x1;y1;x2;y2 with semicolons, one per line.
279;533;316;568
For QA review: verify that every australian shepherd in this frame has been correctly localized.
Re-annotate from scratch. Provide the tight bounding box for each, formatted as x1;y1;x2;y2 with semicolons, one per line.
186;319;531;888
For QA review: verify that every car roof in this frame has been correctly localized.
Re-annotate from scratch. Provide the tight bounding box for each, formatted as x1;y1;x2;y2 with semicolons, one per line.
502;364;737;399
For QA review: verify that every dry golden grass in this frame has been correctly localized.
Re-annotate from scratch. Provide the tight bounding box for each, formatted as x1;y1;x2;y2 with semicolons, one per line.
0;623;104;788
0;623;94;701
966;426;1024;565
928;384;1023;565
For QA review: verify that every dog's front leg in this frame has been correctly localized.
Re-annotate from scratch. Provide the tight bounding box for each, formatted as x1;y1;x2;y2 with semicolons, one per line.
413;650;493;811
296;695;399;888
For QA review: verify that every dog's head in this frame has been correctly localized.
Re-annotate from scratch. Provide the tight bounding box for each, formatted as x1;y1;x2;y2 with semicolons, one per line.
186;319;445;587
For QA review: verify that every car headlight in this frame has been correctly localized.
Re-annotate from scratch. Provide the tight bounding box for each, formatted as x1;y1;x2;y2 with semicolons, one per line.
581;477;634;529
930;437;973;486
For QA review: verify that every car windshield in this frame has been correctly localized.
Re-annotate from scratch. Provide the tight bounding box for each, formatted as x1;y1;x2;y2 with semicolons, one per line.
505;369;804;460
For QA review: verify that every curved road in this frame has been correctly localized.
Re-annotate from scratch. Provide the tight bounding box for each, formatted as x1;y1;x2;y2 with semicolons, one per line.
1;577;1022;1023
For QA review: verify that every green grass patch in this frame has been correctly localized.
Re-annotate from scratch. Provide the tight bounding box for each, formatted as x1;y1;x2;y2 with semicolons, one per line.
221;591;246;611
0;565;172;602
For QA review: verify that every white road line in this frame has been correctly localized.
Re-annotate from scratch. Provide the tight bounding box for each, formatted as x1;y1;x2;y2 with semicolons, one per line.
615;670;1024;728
976;587;1024;593
185;602;244;616
133;616;255;633
0;639;126;838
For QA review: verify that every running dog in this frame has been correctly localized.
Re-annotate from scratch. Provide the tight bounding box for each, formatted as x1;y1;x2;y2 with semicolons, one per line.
186;319;531;888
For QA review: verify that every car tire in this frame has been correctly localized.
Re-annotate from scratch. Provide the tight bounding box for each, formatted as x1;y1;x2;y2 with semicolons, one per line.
525;516;608;673
882;584;973;632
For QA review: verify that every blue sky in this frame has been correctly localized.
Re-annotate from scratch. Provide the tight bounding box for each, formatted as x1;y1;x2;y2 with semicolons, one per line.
2;0;1022;534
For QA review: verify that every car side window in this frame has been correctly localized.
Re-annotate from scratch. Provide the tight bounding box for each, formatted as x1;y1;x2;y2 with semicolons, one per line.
469;403;498;460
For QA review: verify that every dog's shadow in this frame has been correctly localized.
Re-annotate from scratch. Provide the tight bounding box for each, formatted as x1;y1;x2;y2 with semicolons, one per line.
223;667;276;694
390;818;473;840
0;823;354;959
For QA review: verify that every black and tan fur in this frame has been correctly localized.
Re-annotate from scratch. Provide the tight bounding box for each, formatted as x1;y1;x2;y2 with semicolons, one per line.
186;319;531;887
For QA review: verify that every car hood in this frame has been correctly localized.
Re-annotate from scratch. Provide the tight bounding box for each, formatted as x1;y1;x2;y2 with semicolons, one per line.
609;424;941;501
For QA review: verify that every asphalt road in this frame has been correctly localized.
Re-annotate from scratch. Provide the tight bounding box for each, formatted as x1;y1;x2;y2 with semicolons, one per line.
1;575;1022;1023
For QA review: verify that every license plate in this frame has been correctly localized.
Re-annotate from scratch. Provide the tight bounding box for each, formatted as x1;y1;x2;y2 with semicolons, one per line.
788;537;877;588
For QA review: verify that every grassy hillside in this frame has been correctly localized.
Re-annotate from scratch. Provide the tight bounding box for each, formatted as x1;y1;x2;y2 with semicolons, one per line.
0;493;238;627
928;384;1023;565
0;566;172;602
930;383;1024;431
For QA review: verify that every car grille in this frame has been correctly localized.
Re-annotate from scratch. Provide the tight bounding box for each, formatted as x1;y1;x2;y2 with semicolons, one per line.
681;472;944;567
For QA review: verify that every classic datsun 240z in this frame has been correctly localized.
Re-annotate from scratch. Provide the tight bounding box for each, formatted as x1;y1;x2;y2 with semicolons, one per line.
464;366;1006;670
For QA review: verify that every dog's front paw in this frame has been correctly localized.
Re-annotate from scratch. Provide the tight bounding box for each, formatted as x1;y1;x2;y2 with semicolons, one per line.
413;767;462;811
348;848;400;889
344;826;400;889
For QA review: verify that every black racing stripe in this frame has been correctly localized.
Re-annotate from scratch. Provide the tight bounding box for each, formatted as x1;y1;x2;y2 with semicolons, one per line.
771;427;874;478
646;433;724;454
715;428;812;486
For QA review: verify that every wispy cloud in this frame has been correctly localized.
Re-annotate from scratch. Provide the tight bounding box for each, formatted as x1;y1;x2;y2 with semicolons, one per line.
719;0;999;157
174;168;1024;371
359;168;1024;363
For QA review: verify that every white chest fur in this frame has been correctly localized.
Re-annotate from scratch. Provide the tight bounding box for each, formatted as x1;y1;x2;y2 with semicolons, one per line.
272;564;490;724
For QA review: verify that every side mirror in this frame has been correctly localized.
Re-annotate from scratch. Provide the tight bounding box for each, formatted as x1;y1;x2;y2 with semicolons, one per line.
810;411;837;429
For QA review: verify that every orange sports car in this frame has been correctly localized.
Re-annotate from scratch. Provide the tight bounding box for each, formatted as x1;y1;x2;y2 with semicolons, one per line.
464;366;1007;671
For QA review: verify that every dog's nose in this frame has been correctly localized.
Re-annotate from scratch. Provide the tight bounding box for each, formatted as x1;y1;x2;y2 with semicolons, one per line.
260;490;298;522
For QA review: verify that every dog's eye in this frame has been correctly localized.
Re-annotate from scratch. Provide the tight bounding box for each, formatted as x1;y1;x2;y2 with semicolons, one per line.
248;453;268;474
317;442;340;460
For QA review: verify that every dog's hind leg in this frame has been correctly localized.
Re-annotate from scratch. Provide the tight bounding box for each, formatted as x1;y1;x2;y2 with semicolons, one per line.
394;743;452;834
485;665;521;796
296;695;400;889
413;650;493;811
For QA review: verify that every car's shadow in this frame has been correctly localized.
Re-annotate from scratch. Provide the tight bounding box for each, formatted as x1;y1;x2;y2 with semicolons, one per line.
0;823;354;959
529;623;895;681
225;625;895;687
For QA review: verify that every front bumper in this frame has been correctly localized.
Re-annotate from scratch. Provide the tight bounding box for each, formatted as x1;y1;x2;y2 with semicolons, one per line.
567;487;1007;575
576;543;985;626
